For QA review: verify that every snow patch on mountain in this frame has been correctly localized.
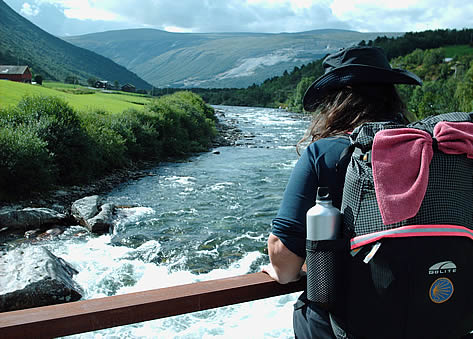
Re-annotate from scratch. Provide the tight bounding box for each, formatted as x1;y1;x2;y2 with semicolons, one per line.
216;49;298;80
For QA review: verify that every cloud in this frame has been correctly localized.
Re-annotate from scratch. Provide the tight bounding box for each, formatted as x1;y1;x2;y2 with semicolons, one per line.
32;0;123;21
20;2;39;16
5;0;473;36
13;0;347;33
91;0;349;33
329;0;473;32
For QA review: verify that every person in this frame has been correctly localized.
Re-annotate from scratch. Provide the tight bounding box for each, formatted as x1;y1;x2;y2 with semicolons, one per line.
262;46;423;338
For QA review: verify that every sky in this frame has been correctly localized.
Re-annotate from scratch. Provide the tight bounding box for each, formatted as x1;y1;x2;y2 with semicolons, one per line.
3;0;473;37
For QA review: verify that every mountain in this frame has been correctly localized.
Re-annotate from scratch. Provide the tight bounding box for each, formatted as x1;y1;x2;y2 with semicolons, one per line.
0;0;151;89
64;28;402;88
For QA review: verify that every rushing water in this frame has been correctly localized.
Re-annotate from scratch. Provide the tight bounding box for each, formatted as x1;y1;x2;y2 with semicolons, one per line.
13;106;312;338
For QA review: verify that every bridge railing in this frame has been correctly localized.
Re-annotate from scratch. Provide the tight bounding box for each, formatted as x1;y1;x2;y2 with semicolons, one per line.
0;271;306;338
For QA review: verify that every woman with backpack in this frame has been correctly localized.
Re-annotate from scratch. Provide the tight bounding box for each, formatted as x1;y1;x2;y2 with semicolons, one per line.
263;46;423;338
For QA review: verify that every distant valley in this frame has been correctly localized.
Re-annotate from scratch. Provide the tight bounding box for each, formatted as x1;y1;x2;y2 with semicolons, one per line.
1;0;402;90
64;29;402;88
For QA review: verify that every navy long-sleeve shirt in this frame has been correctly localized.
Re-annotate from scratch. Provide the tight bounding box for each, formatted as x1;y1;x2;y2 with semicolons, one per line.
271;136;350;258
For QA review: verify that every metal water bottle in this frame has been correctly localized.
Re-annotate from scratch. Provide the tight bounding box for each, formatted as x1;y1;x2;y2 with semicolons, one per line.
306;187;342;241
306;187;342;307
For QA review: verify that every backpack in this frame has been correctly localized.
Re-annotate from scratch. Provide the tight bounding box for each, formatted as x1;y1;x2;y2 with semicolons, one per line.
312;112;473;339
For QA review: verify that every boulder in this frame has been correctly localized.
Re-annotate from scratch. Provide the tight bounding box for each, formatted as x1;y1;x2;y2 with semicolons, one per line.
87;203;115;234
0;246;83;312
71;195;100;225
71;196;116;234
0;207;68;233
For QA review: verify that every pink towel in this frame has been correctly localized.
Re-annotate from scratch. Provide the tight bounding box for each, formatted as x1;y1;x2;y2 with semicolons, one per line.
372;122;473;225
434;122;473;159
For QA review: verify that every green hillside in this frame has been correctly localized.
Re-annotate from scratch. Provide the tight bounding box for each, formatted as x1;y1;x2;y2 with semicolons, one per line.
390;45;473;118
64;28;402;88
0;0;151;90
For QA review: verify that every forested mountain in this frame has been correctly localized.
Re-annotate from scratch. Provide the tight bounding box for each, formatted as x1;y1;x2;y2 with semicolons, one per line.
64;28;401;89
365;29;473;59
0;0;151;89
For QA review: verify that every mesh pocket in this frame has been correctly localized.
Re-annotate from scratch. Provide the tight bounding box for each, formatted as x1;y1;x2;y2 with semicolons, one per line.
306;239;348;310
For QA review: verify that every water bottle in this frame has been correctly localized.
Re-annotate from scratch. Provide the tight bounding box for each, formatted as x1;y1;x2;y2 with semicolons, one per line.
306;187;342;307
306;187;342;241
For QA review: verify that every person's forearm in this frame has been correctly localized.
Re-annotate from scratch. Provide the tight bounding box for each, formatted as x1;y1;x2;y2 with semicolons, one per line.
265;233;304;284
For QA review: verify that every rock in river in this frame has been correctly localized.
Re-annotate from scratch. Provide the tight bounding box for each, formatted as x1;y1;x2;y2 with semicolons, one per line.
71;195;101;224
0;207;69;234
71;196;115;234
0;246;83;312
87;203;115;234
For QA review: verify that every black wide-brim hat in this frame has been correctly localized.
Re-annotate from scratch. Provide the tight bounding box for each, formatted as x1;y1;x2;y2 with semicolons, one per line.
302;46;423;111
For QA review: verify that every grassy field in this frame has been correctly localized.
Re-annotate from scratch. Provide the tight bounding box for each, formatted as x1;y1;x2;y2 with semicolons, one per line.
0;80;151;113
443;44;473;58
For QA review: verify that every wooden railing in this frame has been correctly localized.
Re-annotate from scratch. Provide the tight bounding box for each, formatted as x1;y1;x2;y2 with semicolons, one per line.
0;272;306;339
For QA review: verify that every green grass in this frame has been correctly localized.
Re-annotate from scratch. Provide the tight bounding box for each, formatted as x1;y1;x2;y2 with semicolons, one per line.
0;81;151;113
443;45;473;58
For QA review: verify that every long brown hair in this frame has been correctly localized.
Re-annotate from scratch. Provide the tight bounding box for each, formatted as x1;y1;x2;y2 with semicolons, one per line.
297;84;407;153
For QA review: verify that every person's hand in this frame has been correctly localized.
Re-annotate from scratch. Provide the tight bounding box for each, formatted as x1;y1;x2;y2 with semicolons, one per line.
262;263;278;281
262;264;306;284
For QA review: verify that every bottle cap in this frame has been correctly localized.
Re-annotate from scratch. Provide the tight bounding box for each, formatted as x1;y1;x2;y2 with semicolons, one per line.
316;187;331;201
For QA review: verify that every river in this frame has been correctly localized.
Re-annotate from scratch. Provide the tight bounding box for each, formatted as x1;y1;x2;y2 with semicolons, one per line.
15;105;312;338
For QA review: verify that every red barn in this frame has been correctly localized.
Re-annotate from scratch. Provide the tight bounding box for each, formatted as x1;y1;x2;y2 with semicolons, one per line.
0;65;32;83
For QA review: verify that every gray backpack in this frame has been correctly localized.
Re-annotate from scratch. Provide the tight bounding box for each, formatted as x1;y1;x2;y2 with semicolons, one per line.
335;112;473;338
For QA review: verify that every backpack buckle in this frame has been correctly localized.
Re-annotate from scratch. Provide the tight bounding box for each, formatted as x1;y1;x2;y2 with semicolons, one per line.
353;148;372;163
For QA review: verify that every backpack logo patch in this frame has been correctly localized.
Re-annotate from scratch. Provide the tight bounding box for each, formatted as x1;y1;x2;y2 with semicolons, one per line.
428;261;457;275
429;277;454;304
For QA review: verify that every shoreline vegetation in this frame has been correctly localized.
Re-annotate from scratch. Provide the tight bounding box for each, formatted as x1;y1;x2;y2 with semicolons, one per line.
0;91;224;206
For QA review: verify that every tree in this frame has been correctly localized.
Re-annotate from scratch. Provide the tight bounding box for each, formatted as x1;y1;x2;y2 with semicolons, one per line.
113;80;120;89
404;48;424;66
289;76;315;112
422;48;445;67
87;77;97;87
34;75;43;85
65;75;79;85
455;62;473;112
408;79;459;119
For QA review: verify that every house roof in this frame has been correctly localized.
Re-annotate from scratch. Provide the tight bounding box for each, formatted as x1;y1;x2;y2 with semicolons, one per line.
0;65;29;75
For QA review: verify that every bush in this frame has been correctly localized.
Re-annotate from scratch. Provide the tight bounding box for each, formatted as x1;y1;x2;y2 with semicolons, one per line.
16;95;96;183
146;98;189;156
0;92;216;199
0;123;53;198
80;110;128;173
119;109;164;160
146;92;216;156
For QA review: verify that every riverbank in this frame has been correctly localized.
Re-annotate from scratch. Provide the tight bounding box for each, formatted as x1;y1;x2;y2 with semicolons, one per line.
1;92;220;201
0;109;243;235
0;109;245;312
